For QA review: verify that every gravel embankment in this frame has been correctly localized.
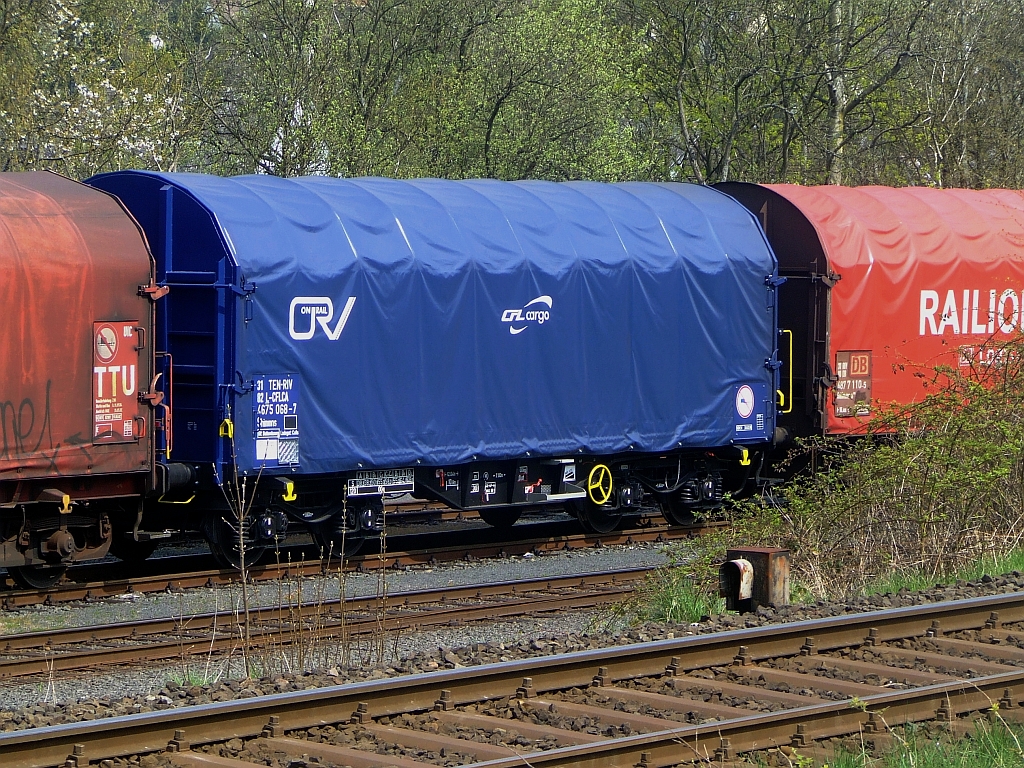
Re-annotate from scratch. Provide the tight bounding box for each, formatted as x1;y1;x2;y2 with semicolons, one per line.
0;539;664;710
3;570;1024;734
0;536;667;636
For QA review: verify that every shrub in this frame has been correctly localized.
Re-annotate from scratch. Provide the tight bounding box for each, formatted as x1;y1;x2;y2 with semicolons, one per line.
726;335;1024;599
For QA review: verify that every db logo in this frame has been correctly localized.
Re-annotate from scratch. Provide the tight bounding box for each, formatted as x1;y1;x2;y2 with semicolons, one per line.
849;353;870;376
289;296;356;340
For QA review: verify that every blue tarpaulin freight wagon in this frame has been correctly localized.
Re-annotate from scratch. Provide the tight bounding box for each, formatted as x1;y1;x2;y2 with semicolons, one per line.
88;172;778;529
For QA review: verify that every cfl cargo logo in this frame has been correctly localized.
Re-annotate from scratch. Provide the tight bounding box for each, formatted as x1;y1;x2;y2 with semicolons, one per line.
289;296;356;340
501;295;552;335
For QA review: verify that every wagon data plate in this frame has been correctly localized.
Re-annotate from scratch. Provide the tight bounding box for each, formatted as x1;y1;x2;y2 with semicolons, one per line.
347;468;415;497
253;373;300;468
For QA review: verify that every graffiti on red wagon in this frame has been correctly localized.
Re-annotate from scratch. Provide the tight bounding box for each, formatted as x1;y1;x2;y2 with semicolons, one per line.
0;381;92;474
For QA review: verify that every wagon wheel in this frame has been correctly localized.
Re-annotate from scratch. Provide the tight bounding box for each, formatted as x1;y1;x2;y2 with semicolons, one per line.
308;521;365;559
659;499;697;527
7;565;67;590
477;507;523;528
569;463;623;534
571;500;623;534
202;516;267;571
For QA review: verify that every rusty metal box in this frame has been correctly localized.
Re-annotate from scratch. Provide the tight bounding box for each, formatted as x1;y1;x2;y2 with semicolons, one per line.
721;546;790;611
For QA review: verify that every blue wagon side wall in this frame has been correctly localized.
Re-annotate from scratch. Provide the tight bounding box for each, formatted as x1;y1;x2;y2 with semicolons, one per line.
88;172;241;479
88;173;779;485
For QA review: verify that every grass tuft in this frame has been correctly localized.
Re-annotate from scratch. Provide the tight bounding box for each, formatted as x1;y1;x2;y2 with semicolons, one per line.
865;548;1024;596
817;721;1024;768
622;565;724;625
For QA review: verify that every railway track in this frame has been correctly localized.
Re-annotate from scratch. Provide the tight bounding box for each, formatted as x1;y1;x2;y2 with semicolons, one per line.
0;568;649;681
0;518;710;610
6;591;1024;766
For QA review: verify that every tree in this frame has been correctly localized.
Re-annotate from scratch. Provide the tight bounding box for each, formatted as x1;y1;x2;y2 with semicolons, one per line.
0;0;184;175
809;0;931;184
405;0;645;180
620;0;776;183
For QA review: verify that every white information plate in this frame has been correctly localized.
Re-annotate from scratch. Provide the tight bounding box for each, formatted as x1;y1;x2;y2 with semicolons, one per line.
347;468;416;497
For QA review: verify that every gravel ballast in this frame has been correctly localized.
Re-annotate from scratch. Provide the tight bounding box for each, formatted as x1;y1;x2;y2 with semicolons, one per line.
4;569;1024;734
0;535;667;636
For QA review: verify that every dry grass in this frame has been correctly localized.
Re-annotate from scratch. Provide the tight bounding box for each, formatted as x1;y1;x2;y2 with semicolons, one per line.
173;498;398;684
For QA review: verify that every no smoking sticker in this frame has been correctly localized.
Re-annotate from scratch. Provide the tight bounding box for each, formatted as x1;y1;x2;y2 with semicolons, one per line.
735;384;755;419
95;324;118;363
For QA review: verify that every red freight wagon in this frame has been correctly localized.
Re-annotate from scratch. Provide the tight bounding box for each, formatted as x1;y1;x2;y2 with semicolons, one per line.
0;172;158;588
719;183;1024;439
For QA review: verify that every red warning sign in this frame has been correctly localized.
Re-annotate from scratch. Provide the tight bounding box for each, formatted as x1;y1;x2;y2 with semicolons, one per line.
93;321;140;443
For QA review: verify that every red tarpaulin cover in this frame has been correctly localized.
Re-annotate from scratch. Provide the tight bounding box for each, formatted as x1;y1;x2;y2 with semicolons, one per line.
0;172;154;485
768;185;1024;433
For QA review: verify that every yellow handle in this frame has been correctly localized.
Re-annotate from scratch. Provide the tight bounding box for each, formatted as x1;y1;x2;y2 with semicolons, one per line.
157;492;195;505
219;419;234;439
281;480;297;502
739;448;751;467
780;329;793;414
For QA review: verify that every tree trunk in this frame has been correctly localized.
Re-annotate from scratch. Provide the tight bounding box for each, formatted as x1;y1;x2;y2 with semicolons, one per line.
828;104;845;185
826;0;846;186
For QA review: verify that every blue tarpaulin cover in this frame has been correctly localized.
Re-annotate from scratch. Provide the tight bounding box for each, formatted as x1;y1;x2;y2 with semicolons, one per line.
88;172;778;475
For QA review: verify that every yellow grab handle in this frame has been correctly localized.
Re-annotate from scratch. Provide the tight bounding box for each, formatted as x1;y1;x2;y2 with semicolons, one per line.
281;479;297;502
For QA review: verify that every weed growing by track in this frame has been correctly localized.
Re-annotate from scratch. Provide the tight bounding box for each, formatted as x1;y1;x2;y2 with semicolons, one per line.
637;568;724;623
641;335;1024;606
762;336;1024;598
785;721;1024;768
866;548;1024;596
613;537;728;624
169;498;400;685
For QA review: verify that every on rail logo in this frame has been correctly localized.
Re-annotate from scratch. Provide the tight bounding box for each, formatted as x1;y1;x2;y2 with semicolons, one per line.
501;295;552;335
289;296;357;340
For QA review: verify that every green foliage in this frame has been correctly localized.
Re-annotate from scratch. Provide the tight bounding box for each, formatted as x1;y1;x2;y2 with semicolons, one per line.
817;721;1024;768
0;0;186;174
865;547;1024;596
4;0;1024;183
617;530;731;625
625;564;726;625
165;0;645;179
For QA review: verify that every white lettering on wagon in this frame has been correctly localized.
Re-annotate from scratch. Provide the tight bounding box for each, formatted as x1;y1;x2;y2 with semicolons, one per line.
501;295;552;335
919;288;1024;336
289;296;356;340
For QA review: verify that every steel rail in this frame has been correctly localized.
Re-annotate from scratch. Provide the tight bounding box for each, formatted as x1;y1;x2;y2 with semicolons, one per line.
0;568;650;678
463;671;1024;768
1;520;711;610
4;590;1024;768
